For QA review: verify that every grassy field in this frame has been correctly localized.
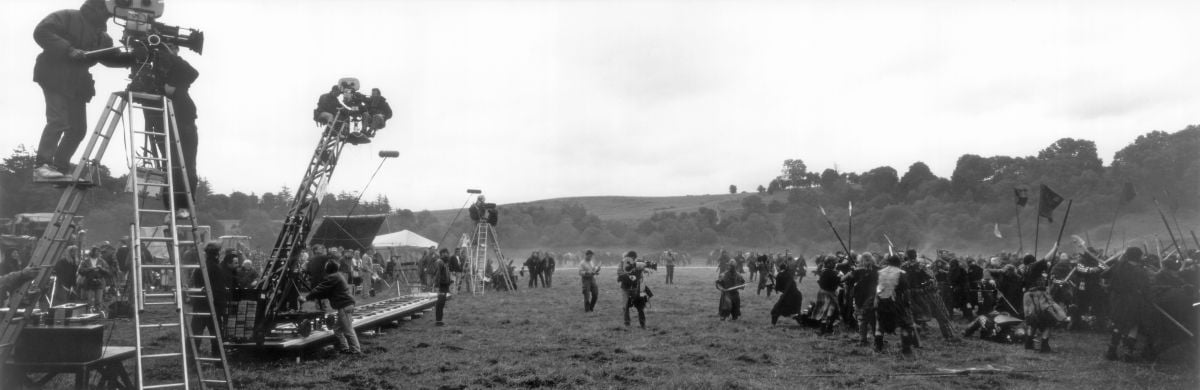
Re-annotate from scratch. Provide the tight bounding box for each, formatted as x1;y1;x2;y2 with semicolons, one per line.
42;267;1199;389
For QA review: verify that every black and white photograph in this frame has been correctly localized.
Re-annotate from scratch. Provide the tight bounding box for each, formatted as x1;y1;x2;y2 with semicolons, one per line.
0;0;1197;388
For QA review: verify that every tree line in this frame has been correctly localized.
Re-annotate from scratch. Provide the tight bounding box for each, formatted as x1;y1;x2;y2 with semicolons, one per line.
2;126;1196;254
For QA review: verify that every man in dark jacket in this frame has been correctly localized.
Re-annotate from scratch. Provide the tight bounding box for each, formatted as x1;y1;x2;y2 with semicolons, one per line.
303;261;360;354
542;252;556;288
433;249;454;326
141;45;200;214
32;0;121;180
190;243;231;355
304;245;333;310
365;88;392;133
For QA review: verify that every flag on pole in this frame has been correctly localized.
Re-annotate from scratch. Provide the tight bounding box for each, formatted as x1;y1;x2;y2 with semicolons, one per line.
1038;184;1065;222
819;205;828;217
848;201;853;217
994;223;1003;238
1014;186;1030;207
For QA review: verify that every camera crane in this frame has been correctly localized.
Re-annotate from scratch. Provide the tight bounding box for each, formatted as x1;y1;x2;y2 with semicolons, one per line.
252;101;381;343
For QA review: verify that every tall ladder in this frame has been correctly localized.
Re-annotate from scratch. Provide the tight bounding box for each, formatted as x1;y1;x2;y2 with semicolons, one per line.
0;94;119;368
124;91;232;389
468;222;515;293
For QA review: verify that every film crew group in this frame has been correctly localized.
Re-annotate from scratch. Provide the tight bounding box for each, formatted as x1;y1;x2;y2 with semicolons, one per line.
523;251;556;288
313;78;392;143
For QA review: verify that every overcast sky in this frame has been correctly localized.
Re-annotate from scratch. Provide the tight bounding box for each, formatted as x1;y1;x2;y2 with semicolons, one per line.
3;0;1198;211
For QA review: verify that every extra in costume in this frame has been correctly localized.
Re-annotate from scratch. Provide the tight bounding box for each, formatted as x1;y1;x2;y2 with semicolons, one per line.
717;269;745;320
1022;260;1067;329
771;265;804;325
874;262;916;354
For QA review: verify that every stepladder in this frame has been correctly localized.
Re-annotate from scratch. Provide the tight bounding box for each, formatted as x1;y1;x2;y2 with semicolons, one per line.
468;222;515;293
122;91;233;389
0;90;233;389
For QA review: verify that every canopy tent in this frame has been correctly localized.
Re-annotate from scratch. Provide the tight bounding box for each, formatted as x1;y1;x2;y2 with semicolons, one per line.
309;214;388;252
373;230;438;249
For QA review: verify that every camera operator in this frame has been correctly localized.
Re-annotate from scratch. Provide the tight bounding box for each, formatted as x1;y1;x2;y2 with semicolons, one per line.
617;251;652;328
140;43;200;217
32;0;127;181
366;88;392;134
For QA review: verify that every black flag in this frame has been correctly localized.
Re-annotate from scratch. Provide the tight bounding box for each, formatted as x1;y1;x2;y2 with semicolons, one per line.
1120;182;1136;205
1038;184;1064;222
1014;186;1029;207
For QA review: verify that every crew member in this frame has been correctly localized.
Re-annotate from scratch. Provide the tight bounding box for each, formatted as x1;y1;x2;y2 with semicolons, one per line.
32;0;121;180
542;251;556;287
189;242;231;356
77;247;111;314
579;250;600;312
365;87;392;133
433;248;454;326
302;260;360;354
664;250;676;284
142;45;200;217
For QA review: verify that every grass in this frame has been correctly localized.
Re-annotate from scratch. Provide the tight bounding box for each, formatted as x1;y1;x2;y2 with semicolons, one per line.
42;267;1199;389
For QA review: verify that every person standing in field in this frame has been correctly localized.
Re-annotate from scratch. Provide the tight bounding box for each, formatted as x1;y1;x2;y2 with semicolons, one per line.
618;251;650;328
716;263;745;320
433;248;454;326
579;250;601;312
664;250;676;284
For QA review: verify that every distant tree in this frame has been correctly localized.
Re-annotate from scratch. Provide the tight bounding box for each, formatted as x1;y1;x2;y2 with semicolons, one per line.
767;178;782;194
817;169;838;189
899;162;936;196
757;184;766;194
729;184;737;194
781;159;810;188
860;166;899;195
950;154;991;199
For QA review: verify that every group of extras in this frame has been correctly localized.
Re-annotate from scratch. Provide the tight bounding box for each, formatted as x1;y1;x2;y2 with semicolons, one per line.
709;237;1198;360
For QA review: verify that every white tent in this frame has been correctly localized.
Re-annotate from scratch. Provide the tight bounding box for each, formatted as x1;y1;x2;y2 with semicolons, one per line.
373;230;437;248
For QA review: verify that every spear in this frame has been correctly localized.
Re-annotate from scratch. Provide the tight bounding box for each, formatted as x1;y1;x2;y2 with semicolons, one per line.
1192;230;1200;252
1153;198;1182;260
1050;199;1074;260
819;205;851;255
847;201;854;254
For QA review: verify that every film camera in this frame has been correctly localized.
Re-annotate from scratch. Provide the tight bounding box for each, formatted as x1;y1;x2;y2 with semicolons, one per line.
103;0;204;93
468;195;499;226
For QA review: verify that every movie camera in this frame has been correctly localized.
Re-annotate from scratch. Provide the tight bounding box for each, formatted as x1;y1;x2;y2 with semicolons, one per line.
467;190;499;226
101;0;204;93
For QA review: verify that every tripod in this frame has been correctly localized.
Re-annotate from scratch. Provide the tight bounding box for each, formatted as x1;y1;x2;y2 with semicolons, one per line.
467;222;515;294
